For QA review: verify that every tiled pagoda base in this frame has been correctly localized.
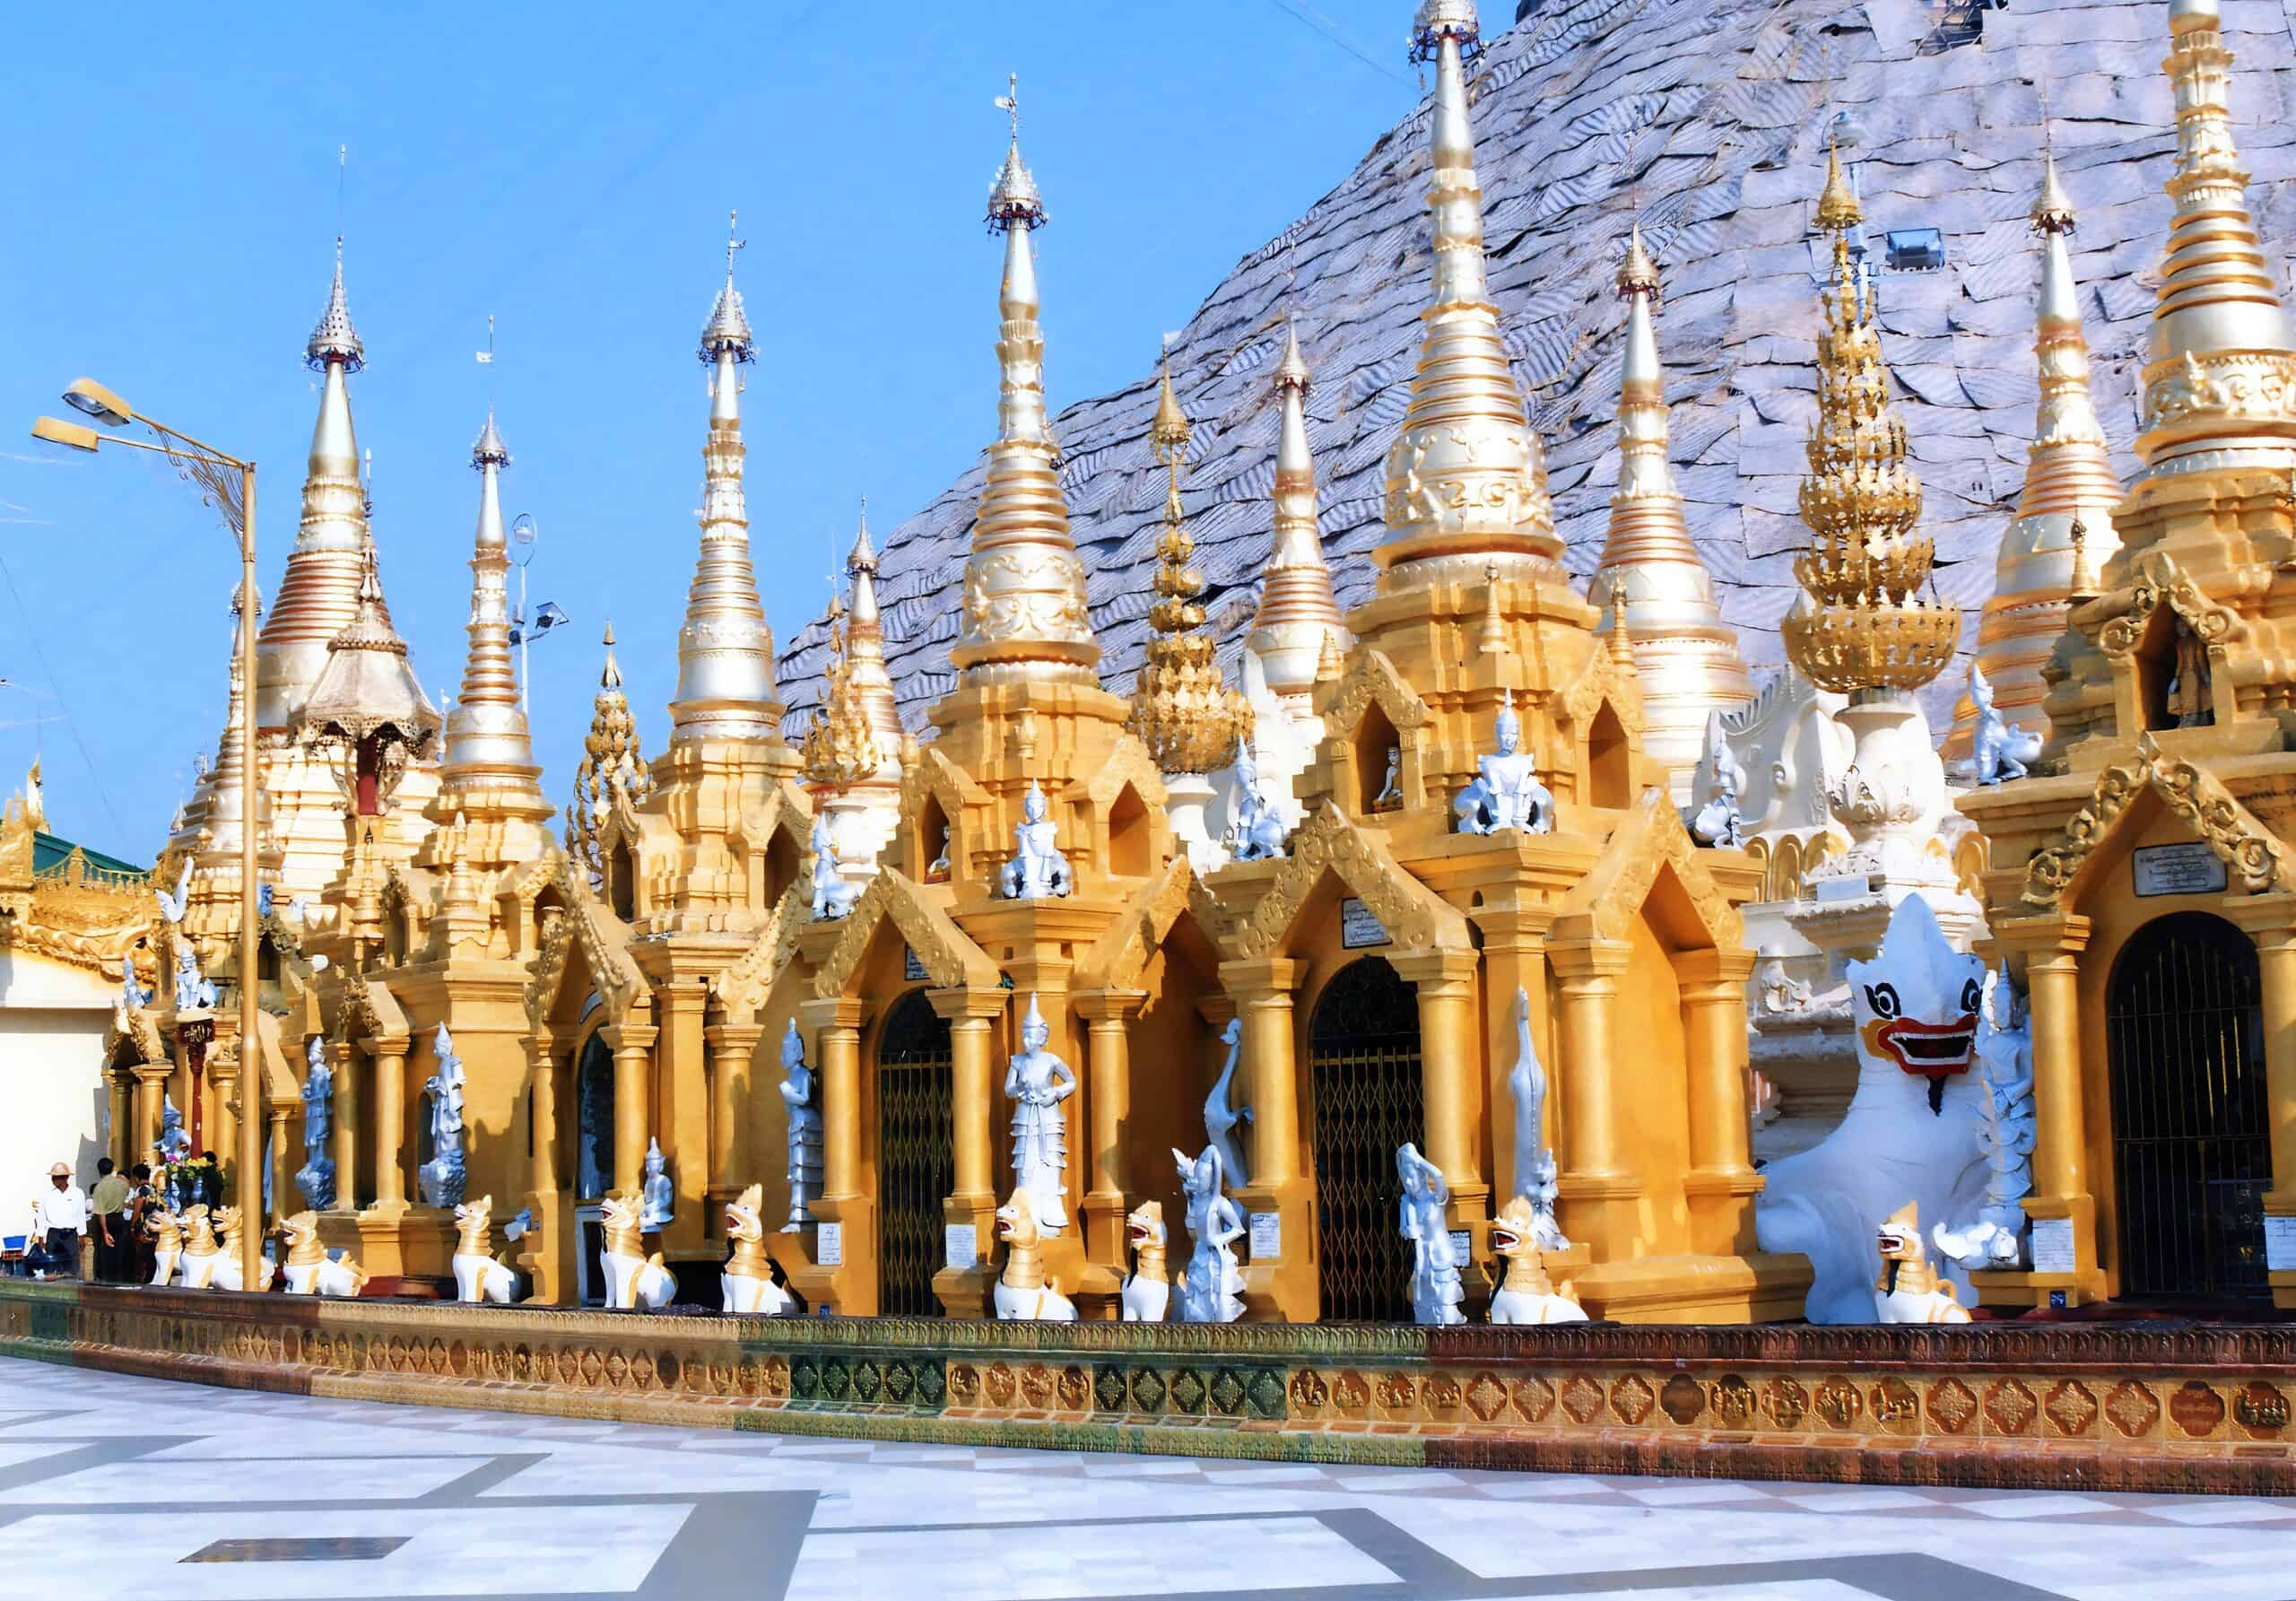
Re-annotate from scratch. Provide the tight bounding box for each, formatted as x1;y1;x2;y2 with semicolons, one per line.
2;1281;2289;1494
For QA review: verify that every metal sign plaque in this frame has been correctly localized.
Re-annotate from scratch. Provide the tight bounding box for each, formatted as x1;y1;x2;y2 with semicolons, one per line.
2133;841;2228;898
1339;897;1390;949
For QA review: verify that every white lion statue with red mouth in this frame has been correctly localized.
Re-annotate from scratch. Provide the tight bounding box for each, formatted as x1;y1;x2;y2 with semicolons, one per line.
1754;894;1991;1323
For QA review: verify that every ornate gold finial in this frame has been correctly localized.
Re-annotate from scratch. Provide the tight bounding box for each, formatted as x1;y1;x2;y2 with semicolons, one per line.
801;598;882;792
1248;323;1350;695
568;623;648;884
1315;629;1344;684
1779;149;1959;694
1378;0;1555;577
1617;222;1660;297
1127;361;1250;775
952;74;1096;683
2136;0;2296;471
839;499;905;760
1815;135;1861;231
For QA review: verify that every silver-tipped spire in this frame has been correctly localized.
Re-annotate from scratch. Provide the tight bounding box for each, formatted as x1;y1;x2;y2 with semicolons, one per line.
305;235;365;372
700;210;756;364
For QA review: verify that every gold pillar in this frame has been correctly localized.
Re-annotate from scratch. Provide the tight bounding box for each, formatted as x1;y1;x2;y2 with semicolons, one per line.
1073;988;1146;1265
704;1022;762;1215
1999;915;2098;1301
328;1040;360;1209
1218;956;1309;1320
930;986;1007;1316
603;1020;656;1201
106;1073;130;1170
1546;938;1639;1252
266;1105;292;1229
369;1037;409;1212
1470;906;1554;1205
1675;946;1761;1256
658;983;710;1247
2228;896;2296;1306
528;1035;561;1199
132;1066;168;1168
1390;948;1487;1224
813;1004;863;1205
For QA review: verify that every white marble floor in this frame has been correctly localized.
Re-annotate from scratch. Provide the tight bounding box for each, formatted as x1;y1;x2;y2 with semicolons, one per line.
0;1358;2286;1600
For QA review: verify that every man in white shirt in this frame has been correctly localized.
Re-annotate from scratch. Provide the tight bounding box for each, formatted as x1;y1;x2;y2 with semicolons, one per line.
31;1163;87;1278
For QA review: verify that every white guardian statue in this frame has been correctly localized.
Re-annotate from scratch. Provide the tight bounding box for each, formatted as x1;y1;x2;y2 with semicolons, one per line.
1173;1144;1244;1324
778;1020;823;1231
1003;995;1076;1231
639;1136;674;1231
417;1024;468;1211
809;809;860;920
1203;1017;1251;1188
1397;1142;1465;1326
295;1035;336;1211
1934;967;2037;1272
1454;691;1554;835
1505;988;1566;1249
998;780;1074;899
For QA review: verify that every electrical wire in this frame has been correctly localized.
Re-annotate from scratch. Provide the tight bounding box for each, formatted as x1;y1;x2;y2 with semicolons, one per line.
1261;0;1414;85
0;547;127;842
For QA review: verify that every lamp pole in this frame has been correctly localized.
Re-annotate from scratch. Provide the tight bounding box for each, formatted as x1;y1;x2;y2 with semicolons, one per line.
32;387;263;1293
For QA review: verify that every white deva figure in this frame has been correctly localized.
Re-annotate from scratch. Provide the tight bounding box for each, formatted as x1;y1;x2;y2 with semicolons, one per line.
1173;1144;1244;1324
778;1020;823;1231
1397;1142;1465;1327
1003;994;1076;1231
998;780;1074;899
1454;690;1554;835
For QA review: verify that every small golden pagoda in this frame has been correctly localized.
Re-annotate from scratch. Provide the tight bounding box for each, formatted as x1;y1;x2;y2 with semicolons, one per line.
1961;0;2296;1310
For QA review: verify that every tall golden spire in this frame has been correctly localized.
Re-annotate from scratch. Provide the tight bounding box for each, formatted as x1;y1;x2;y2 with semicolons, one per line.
668;211;783;744
1588;226;1753;787
1780;141;1959;694
1948;153;2126;757
1378;1;1554;579
2136;0;2296;474
569;624;647;883
1128;364;1250;775
256;235;372;733
952;74;1097;683
840;503;905;754
1248;326;1350;696
437;410;546;810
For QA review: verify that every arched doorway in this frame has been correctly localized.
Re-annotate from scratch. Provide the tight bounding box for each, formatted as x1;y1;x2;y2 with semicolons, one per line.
2106;911;2269;1301
574;1029;614;1201
1309;956;1425;1321
875;990;954;1318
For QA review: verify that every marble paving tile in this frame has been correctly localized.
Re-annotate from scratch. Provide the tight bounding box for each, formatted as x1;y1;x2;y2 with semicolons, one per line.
0;1454;483;1506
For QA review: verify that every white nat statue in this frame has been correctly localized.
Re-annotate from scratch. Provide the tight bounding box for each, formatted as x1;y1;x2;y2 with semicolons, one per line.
417;1024;467;1211
117;953;151;1013
997;779;1074;899
1686;709;1747;848
992;1190;1076;1320
778;1020;823;1231
295;1035;336;1211
721;1182;797;1315
1397;1143;1465;1326
451;1195;523;1303
1121;1199;1169;1322
172;939;218;1014
1873;1200;1971;1323
1223;741;1290;862
1934;966;2036;1272
1488;1196;1587;1324
1957;663;2043;786
1372;745;1404;809
157;1093;192;1164
639;1136;674;1231
809;808;859;920
1003;994;1076;1231
1505;988;1566;1249
1204;1017;1251;1188
1174;1144;1245;1324
1453;690;1554;835
279;1212;367;1297
598;1190;675;1310
1754;893;1992;1322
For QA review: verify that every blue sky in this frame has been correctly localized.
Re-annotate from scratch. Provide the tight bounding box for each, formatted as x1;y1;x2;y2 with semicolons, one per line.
0;1;1425;857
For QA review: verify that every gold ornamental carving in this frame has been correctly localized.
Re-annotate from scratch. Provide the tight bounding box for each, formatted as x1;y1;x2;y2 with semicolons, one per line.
2095;552;2243;658
542;856;648;1022
709;873;813;1026
1555;644;1646;739
812;867;999;999
522;904;576;1031
2022;733;2294;907
1231;804;1470;959
1078;856;1229;992
1322;648;1432;740
1559;787;1744;947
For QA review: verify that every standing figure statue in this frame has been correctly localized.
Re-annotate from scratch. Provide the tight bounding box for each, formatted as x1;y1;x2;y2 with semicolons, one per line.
417;1024;467;1211
809;810;859;920
118;953;151;1014
1961;664;2044;786
1397;1142;1465;1326
639;1136;674;1231
1203;1018;1251;1188
172;938;217;1014
1002;994;1076;1231
997;780;1074;899
157;1093;192;1166
1173;1144;1244;1323
1686;710;1747;848
1504;988;1567;1249
778;1020;823;1231
296;1035;336;1212
1935;966;2038;1272
1453;691;1554;836
1223;743;1290;862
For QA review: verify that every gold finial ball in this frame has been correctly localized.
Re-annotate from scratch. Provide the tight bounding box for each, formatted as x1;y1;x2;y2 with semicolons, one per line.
2170;0;2220;34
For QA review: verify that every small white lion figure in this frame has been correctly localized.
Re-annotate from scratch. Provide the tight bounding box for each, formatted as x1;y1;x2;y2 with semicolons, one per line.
1120;1199;1170;1323
452;1195;524;1304
208;1205;276;1292
145;1205;183;1287
176;1205;222;1289
1874;1200;1970;1325
720;1183;796;1316
1487;1196;1587;1325
991;1194;1075;1322
279;1211;368;1298
599;1190;674;1310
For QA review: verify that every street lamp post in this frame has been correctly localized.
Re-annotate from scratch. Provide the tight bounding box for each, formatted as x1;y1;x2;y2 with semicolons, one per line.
32;384;263;1294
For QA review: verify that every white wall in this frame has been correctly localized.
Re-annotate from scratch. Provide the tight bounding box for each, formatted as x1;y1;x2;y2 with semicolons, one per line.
0;950;114;1236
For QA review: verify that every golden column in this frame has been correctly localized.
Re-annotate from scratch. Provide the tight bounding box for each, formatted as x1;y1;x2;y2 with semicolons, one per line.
703;1022;761;1215
1998;915;2098;1300
265;1102;293;1228
133;1066;170;1169
106;1075;130;1170
807;999;865;1214
1219;955;1309;1314
1547;938;1637;1248
1073;988;1146;1260
327;1039;360;1207
1676;946;1761;1256
526;1031;560;1200
368;1035;409;1211
1390;948;1487;1223
2228;898;2296;1278
603;1021;656;1202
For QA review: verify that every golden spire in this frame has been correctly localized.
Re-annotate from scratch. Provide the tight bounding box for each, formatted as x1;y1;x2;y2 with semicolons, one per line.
1378;0;1554;579
840;500;906;755
801;598;882;792
669;211;783;744
1588;225;1753;785
1127;363;1251;775
1315;629;1344;684
201;592;272;862
1781;137;1959;694
2137;0;2296;473
438;408;547;811
1949;152;2126;759
952;74;1097;683
568;624;648;883
1248;325;1350;696
257;235;373;734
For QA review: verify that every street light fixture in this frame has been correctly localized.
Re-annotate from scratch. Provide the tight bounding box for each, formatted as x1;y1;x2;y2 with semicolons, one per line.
29;382;264;1295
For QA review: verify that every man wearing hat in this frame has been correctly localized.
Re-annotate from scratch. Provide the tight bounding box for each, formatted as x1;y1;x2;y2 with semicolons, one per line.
30;1162;88;1278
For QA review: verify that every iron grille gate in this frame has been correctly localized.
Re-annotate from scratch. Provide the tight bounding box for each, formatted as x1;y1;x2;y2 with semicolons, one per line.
2106;911;2270;1301
875;991;955;1318
1309;957;1426;1322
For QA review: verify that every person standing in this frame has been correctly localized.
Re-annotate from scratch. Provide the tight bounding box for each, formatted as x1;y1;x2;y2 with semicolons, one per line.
125;1163;156;1285
31;1163;88;1278
87;1159;129;1281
